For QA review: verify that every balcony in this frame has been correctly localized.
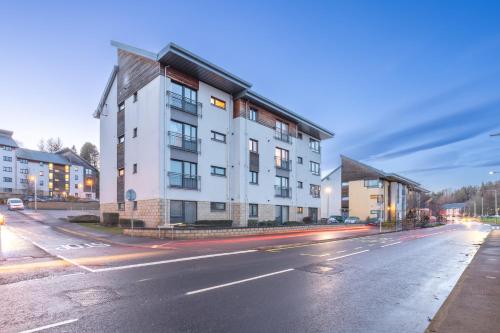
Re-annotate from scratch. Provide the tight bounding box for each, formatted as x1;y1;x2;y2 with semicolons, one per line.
168;132;200;153
168;172;200;190
167;91;201;117
275;157;292;171
275;185;292;198
274;129;292;144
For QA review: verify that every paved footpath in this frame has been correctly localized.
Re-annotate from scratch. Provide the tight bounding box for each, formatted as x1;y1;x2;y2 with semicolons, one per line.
426;229;500;333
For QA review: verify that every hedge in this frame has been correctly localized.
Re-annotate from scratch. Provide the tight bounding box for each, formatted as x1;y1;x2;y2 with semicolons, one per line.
119;218;145;228
194;220;233;227
67;215;100;223
102;213;119;226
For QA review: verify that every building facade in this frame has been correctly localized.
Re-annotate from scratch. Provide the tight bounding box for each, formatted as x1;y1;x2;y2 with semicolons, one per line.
94;41;334;227
321;156;427;221
0;130;98;200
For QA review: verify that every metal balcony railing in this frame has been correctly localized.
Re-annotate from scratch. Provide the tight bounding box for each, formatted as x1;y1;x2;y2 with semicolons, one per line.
275;185;292;198
168;132;200;153
167;91;201;117
275;157;292;171
310;188;321;198
274;129;292;143
168;172;200;190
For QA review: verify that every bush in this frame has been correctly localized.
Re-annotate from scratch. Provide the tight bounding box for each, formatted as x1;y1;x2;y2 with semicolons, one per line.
194;220;233;227
283;221;305;226
119;219;145;228
67;215;100;223
247;219;259;227
102;213;119;226
302;216;313;224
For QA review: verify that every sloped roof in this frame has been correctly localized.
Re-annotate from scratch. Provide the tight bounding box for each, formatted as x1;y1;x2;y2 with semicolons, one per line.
57;148;97;171
0;129;18;148
16;148;69;164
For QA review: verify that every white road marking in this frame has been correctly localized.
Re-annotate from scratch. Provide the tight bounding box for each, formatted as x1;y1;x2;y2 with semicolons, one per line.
380;241;402;248
327;250;369;261
300;253;330;257
336;250;346;253
19;318;78;333
354;247;363;250
93;250;258;273
56;255;95;273
186;269;294;295
137;278;153;282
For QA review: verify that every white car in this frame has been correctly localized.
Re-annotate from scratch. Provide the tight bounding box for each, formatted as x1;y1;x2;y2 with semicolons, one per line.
344;216;360;224
7;198;24;210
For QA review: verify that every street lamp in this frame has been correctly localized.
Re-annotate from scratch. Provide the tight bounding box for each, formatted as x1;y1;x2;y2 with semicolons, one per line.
86;178;94;198
324;187;332;218
29;175;37;211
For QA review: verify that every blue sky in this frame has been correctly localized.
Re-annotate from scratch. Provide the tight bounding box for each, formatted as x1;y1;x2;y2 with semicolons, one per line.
1;1;500;191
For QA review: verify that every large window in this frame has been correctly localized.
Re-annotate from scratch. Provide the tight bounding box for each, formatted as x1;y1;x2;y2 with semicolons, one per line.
210;96;226;109
170;200;197;223
275;147;290;170
309;138;320;153
3;177;12;182
169;121;198;152
310;184;321;198
211;166;226;177
3;156;12;162
249;139;258;153
275;205;289;224
310;161;320;175
170;160;198;189
211;131;226;143
3;166;12;172
249;108;258;121
275;176;290;197
275;120;290;142
1;145;12;151
249;204;258;218
364;179;381;188
249;171;258;184
171;82;197;105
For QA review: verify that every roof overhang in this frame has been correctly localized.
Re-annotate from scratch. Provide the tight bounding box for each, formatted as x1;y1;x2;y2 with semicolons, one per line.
236;90;334;140
110;40;252;95
94;65;118;119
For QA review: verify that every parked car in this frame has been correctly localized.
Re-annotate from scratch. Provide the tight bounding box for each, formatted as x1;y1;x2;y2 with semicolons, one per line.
7;198;24;210
366;217;383;226
345;216;360;224
327;215;345;223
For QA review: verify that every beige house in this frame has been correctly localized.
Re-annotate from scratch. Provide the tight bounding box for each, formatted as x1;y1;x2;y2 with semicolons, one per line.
321;156;428;222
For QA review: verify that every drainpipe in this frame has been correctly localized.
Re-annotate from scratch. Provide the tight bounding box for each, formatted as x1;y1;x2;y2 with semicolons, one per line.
163;66;170;225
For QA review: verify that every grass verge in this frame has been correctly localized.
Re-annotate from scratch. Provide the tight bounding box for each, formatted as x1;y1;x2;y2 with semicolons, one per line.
75;222;124;235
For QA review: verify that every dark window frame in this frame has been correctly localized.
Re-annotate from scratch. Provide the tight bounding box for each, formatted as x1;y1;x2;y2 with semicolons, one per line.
249;171;258;184
211;166;226;177
210;202;226;212
249;203;258;218
210;96;226;110
211;131;226;143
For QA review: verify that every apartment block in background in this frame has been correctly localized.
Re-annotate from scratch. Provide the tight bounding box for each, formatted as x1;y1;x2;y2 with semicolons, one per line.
321;155;427;221
94;41;334;227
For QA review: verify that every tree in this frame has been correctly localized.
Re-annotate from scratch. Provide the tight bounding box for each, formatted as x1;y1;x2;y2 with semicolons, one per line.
80;142;99;168
46;137;63;152
71;145;77;153
37;139;46;152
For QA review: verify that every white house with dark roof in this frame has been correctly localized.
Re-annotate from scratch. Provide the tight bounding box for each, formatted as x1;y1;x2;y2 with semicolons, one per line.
94;41;334;227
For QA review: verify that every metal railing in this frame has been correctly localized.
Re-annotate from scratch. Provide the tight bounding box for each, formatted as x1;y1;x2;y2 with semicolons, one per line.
168;172;200;190
310;188;321;198
275;185;292;198
168;132;200;153
275;157;292;171
167;91;201;117
274;129;292;143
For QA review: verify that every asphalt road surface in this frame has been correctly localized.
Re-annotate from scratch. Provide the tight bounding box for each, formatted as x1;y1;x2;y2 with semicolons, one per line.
0;207;491;333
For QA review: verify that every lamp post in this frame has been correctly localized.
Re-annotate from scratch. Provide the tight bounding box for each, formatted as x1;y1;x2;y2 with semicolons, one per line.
29;175;37;211
86;178;94;198
324;187;332;218
489;171;499;222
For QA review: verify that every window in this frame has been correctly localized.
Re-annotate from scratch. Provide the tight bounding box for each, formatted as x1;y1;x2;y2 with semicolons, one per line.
275;205;289;224
364;179;381;188
275;147;290;170
3;156;12;162
275;176;290;197
297;181;303;188
297;133;303;140
211;166;226;177
118;135;125;144
310;161;320;175
249;171;258;184
133;163;137;174
118;168;125;177
75;193;79;198
211;131;226;143
249;108;258;121
133;127;138;138
170;160;198;188
41;162;45;167
133;201;138;210
74;167;79;172
39;171;44;177
341;182;349;187
342;196;349;201
249;204;258;218
275;120;290;142
297;207;304;214
4;187;12;192
1;145;12;151
39;180;44;186
75;184;78;189
133;92;138;102
310;184;321;198
74;175;78;180
4;177;13;182
297;156;303;164
20;178;27;184
19;159;28;164
171;82;197;109
85;169;93;175
118;102;125;112
309;138;320;153
210;202;226;211
3;166;12;172
20;168;28;174
170;200;197;223
118;202;125;211
249;139;258;153
210;96;226;109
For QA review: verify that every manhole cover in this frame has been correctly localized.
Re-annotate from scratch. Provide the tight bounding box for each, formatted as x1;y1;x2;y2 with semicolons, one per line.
65;287;119;306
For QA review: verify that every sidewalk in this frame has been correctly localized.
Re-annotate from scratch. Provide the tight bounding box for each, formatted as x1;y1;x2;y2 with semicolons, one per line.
426;229;500;333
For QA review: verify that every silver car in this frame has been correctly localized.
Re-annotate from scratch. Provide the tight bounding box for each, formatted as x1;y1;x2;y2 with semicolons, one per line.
344;216;360;224
7;198;24;210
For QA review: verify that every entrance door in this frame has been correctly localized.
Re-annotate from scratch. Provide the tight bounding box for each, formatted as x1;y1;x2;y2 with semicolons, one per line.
308;208;318;223
184;201;197;224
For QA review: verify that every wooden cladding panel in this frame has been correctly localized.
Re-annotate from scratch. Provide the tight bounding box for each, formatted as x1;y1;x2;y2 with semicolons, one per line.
341;158;382;183
117;143;125;169
163;66;199;90
117;175;125;202
117;49;161;104
233;99;298;136
117;111;125;136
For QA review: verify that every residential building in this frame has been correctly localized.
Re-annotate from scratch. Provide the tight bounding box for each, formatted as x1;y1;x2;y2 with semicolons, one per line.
0;130;98;200
94;41;334;227
440;203;466;218
321;155;427;221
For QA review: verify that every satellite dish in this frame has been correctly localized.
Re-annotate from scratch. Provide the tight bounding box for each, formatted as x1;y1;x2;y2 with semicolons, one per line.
126;189;136;202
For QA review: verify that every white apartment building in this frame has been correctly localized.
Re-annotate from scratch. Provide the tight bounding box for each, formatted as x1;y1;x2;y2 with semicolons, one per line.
321;156;428;222
94;41;334;227
0;130;98;200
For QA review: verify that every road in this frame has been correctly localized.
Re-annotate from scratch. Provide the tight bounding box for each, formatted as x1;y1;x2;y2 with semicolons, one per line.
0;207;491;333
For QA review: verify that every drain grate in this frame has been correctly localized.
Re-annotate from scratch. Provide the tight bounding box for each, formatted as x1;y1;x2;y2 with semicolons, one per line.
65;287;119;306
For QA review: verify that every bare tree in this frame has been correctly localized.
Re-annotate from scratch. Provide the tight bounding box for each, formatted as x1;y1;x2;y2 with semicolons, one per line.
80;142;99;168
71;145;78;153
46;137;63;153
38;139;46;152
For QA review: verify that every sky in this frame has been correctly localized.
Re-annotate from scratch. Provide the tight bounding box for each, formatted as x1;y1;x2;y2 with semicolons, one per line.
1;0;500;191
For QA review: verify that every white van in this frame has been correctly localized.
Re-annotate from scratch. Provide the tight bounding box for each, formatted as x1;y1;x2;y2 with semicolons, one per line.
7;198;24;210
